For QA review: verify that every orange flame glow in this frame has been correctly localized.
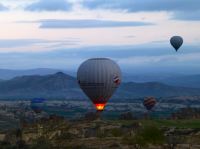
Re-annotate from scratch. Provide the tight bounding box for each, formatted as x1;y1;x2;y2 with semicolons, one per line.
95;103;106;111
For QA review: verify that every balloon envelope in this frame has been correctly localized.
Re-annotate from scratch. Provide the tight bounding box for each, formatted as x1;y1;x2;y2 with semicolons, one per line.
170;36;183;51
31;98;46;113
143;97;157;111
77;58;121;111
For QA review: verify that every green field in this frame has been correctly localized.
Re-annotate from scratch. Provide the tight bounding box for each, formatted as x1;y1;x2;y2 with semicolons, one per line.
111;119;200;129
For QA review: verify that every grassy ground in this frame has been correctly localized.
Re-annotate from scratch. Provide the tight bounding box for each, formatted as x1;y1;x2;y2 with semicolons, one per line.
111;119;200;129
1;118;200;148
152;119;200;129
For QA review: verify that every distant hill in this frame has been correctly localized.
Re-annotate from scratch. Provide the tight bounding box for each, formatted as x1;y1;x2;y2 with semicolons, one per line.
1;69;200;89
115;82;200;99
0;72;200;100
0;72;85;99
122;73;179;83
123;74;200;89
0;68;72;80
161;75;200;88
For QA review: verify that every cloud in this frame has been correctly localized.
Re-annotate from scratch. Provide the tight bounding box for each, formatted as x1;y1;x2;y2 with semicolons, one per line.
0;39;46;48
25;0;72;11
118;53;200;68
39;19;153;28
0;3;8;11
0;51;84;70
82;0;199;12
82;0;200;20
0;38;79;48
116;52;200;74
1;44;200;73
173;11;200;21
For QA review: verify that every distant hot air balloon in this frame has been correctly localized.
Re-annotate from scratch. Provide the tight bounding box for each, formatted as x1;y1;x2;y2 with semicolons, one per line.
143;97;157;111
170;36;183;51
77;58;121;112
31;98;46;113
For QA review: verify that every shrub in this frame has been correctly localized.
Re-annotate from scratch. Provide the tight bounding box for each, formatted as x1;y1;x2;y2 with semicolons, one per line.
30;137;53;149
122;124;165;148
139;124;165;145
110;128;122;137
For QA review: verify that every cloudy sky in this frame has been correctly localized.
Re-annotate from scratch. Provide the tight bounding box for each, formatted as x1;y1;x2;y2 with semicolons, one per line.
0;0;200;74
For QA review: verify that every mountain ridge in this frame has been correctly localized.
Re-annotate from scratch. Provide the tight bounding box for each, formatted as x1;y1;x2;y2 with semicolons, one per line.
0;68;72;80
1;69;200;88
0;72;200;100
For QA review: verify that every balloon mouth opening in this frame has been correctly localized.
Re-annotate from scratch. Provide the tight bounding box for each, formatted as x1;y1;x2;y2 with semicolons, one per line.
94;103;106;111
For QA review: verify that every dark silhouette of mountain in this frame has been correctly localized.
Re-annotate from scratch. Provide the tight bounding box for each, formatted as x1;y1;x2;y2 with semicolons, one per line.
122;73;179;83
0;72;85;99
1;69;200;89
123;74;200;89
0;72;200;100
161;74;200;88
114;82;200;99
0;68;72;80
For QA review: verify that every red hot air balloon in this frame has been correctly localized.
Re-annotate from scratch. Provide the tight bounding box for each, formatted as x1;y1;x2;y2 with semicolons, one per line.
143;97;157;111
77;58;121;111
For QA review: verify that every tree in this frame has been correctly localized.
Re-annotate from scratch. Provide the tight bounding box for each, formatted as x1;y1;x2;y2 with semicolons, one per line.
122;123;165;148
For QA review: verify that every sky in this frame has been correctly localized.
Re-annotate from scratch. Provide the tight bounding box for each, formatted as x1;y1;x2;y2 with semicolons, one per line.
0;0;200;74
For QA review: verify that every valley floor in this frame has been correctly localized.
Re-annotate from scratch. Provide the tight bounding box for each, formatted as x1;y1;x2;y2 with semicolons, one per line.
0;119;200;149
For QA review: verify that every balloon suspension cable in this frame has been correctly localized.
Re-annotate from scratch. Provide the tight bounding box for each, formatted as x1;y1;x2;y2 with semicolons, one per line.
95;110;103;120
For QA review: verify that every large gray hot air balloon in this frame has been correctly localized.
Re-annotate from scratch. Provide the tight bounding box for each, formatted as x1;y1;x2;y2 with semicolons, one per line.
170;36;183;51
77;58;121;111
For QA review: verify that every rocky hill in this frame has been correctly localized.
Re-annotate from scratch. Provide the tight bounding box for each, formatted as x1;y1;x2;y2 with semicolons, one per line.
0;72;200;100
